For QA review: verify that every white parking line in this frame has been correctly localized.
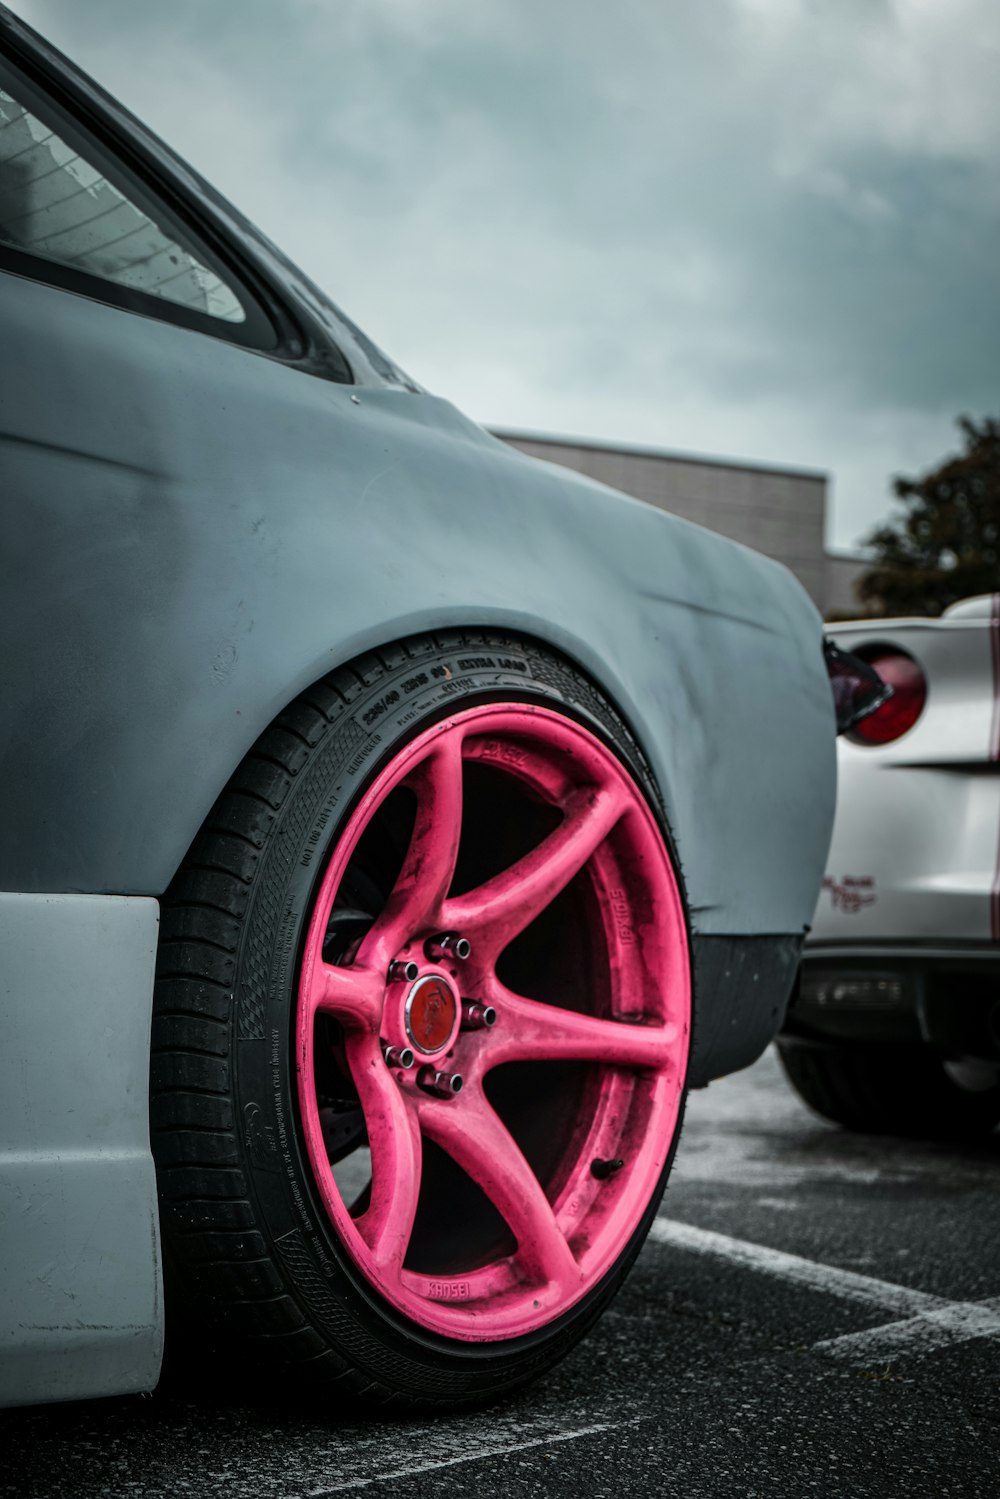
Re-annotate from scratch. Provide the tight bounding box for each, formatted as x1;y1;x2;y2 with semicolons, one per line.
309;1416;642;1493
648;1218;1000;1364
816;1296;1000;1362
648;1218;947;1315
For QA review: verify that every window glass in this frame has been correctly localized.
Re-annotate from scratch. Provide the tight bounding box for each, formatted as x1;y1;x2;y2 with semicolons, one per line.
0;84;245;323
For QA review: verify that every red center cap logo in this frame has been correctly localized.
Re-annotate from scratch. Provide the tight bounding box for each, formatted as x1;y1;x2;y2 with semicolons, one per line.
405;974;458;1054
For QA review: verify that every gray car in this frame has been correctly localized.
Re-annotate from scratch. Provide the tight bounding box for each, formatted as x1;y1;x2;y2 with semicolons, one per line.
0;6;847;1411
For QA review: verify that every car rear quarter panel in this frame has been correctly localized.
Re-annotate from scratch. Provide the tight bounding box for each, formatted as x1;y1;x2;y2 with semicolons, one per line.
814;618;999;942
0;271;835;942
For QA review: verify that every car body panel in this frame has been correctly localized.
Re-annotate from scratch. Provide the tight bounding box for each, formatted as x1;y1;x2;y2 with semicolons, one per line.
813;610;999;945
0;894;162;1407
0;265;835;937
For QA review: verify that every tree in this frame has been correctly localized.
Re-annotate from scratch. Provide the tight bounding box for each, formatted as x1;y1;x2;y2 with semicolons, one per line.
855;415;1000;617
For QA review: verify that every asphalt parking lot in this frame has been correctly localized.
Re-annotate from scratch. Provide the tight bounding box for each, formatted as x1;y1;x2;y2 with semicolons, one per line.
3;1047;998;1499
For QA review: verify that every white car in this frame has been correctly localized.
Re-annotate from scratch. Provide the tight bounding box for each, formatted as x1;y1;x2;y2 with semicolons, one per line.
780;594;1000;1139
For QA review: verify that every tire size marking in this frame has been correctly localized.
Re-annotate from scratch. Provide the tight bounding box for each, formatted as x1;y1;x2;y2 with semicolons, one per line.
361;690;401;728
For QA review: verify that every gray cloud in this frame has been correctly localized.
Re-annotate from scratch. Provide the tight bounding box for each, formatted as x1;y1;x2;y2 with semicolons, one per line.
10;0;1000;547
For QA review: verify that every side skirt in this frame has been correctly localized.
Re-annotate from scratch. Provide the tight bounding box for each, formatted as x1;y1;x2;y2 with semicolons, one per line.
0;892;162;1407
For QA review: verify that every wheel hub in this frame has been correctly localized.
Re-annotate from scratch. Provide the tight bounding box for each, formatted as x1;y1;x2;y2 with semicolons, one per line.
404;972;460;1054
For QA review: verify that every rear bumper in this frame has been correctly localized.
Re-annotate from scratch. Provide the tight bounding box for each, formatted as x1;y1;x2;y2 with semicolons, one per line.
784;942;1000;1061
0;893;162;1408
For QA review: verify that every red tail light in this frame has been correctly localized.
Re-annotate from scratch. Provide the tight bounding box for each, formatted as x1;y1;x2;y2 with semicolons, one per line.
848;647;927;745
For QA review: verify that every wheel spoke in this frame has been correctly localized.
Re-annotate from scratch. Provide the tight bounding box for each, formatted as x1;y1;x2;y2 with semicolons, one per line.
302;958;384;1031
443;782;627;956
357;733;465;967
485;984;678;1073
346;1033;423;1276
421;1088;579;1289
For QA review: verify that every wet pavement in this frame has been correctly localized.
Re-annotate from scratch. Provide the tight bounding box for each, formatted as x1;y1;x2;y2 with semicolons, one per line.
3;1048;999;1498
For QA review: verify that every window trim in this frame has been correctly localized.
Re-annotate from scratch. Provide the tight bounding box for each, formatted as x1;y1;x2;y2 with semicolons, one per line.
0;51;281;353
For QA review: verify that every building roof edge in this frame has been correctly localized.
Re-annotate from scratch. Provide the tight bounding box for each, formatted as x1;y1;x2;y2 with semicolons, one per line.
490;426;829;484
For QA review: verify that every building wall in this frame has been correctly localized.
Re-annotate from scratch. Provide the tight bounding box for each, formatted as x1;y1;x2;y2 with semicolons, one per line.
824;551;870;619
494;430;830;611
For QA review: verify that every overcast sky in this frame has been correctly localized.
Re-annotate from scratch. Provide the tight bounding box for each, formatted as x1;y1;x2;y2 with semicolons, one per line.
11;0;1000;549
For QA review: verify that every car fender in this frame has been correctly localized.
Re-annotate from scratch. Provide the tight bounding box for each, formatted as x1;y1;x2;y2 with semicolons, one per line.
0;272;835;942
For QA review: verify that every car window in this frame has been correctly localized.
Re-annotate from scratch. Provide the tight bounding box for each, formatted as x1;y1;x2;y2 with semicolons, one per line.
0;79;245;325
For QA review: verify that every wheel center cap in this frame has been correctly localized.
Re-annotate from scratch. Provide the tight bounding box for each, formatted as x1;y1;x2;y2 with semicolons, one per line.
404;973;459;1054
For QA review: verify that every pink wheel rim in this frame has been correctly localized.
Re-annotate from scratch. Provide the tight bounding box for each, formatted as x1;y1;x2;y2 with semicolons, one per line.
296;704;690;1341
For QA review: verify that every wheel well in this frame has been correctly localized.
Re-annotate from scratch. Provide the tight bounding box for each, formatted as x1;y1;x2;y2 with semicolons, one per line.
161;623;672;908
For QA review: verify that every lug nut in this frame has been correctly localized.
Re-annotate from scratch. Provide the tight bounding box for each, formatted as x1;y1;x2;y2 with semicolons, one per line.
382;1044;415;1070
424;932;471;963
417;1066;464;1098
389;959;419;984
461;1000;496;1030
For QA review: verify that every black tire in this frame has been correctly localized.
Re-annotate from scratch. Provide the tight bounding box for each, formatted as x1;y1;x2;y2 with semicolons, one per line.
777;1038;1000;1139
151;630;690;1410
